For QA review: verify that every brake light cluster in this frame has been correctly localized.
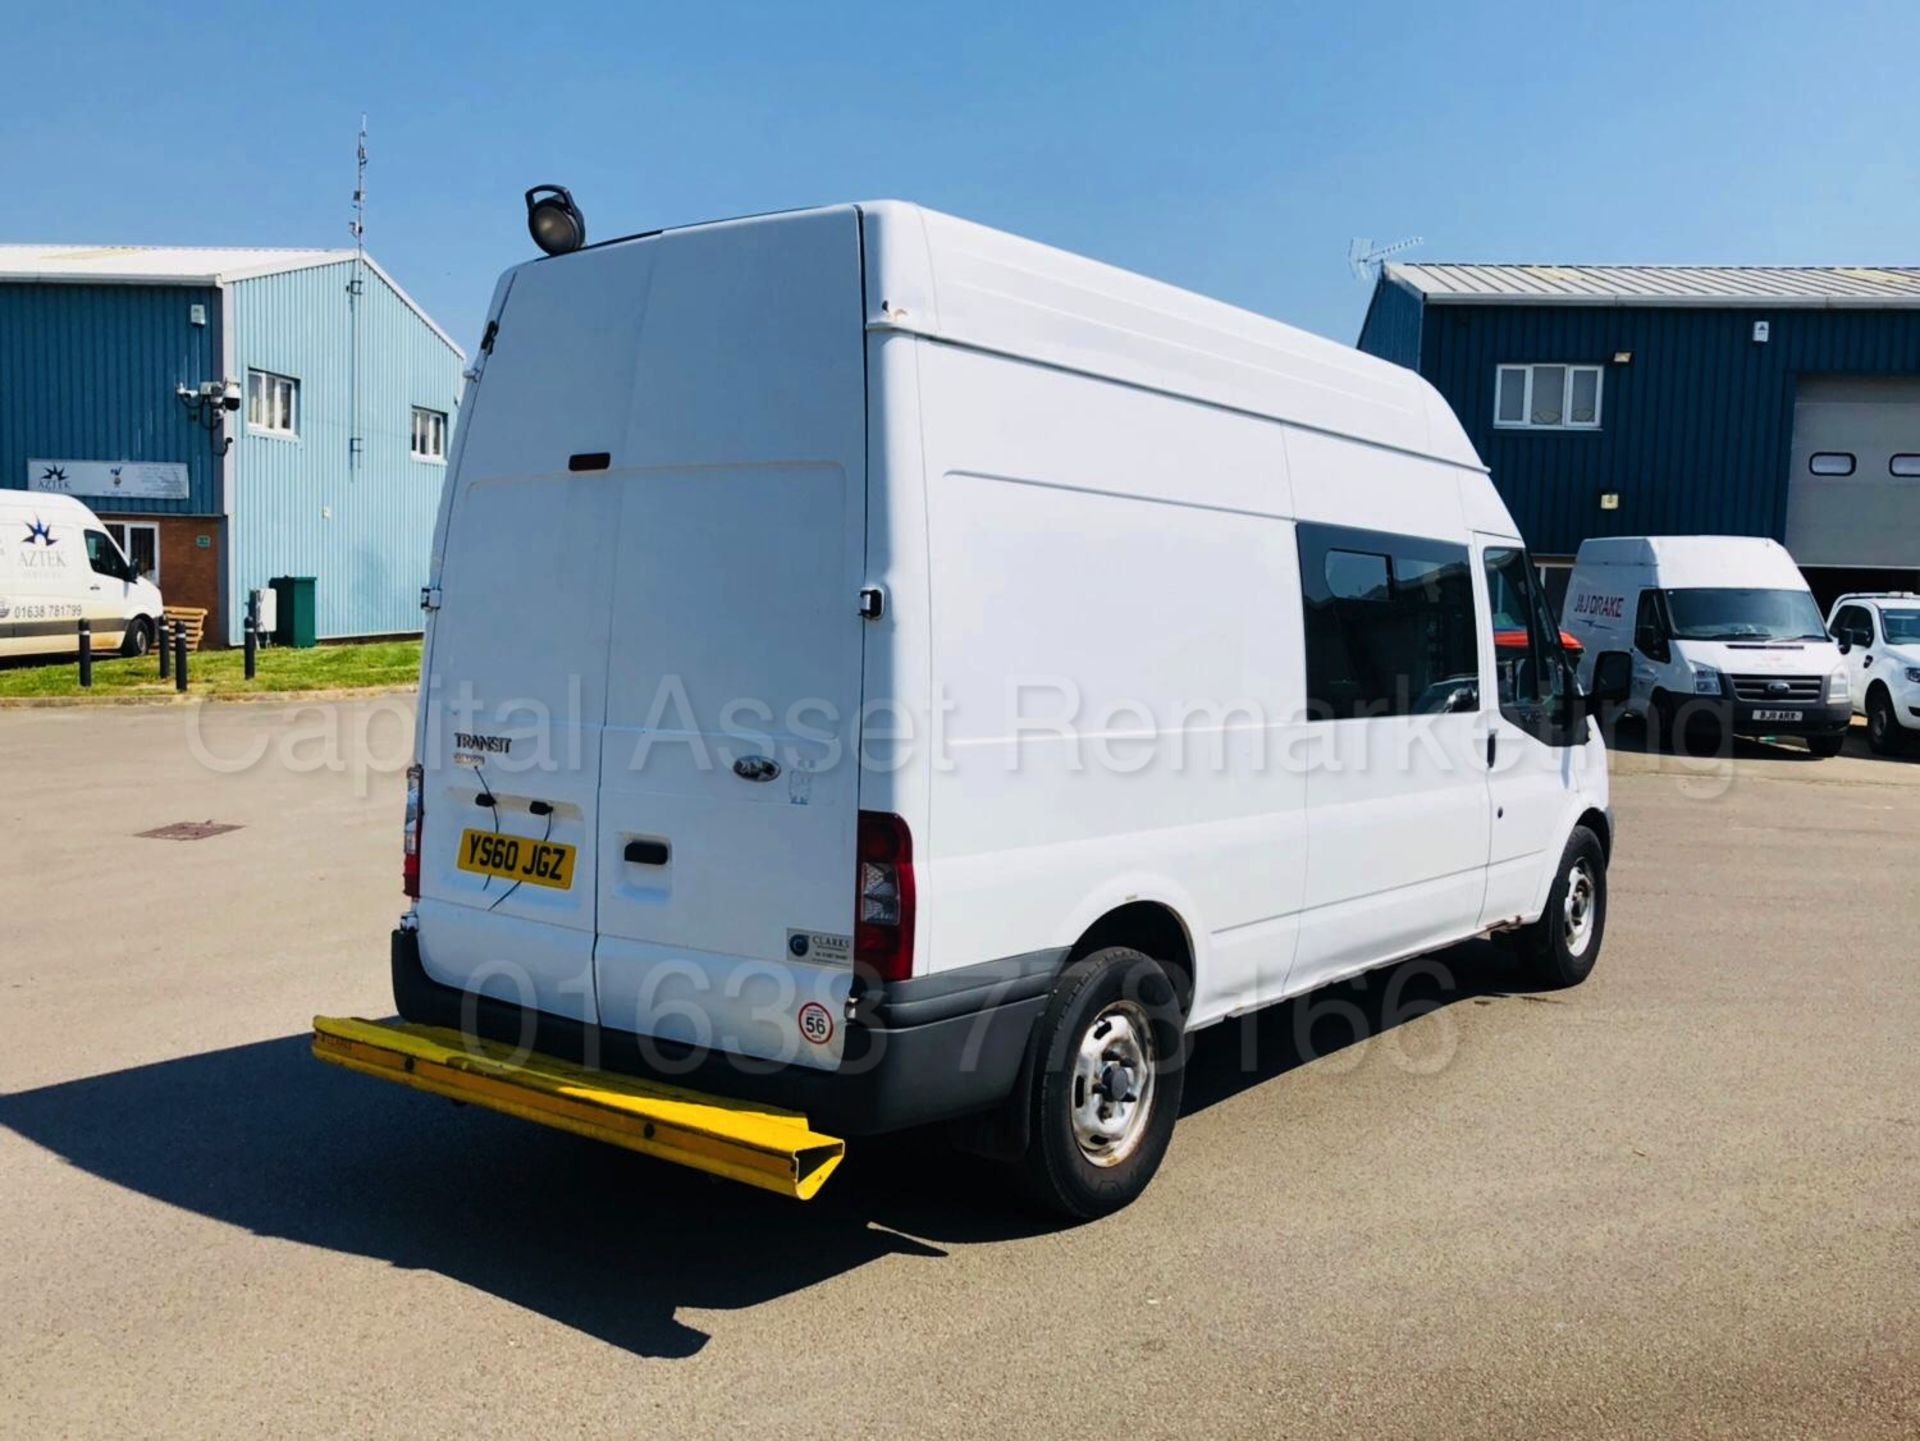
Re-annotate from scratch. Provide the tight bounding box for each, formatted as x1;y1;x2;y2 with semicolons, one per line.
856;811;915;982
402;763;424;899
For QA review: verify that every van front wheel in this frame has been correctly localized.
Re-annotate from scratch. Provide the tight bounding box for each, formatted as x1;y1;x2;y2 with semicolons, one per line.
1016;947;1185;1220
1512;826;1608;991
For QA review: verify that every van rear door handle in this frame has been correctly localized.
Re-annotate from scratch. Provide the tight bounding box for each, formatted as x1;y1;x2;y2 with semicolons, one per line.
1486;733;1496;768
624;839;670;866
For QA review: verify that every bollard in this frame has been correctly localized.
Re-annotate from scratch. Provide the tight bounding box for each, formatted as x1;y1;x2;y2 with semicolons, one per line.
77;619;93;688
174;621;189;693
158;620;171;680
244;604;258;681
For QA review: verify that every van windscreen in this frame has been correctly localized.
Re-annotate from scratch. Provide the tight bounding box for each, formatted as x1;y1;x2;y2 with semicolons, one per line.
1664;588;1828;642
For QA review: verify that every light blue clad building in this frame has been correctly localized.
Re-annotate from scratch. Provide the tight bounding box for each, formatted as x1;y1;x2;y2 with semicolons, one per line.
0;244;465;644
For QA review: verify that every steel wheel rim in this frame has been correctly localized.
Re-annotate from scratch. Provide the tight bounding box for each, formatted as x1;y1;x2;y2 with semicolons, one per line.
1070;1000;1156;1167
1563;858;1598;958
1870;703;1887;742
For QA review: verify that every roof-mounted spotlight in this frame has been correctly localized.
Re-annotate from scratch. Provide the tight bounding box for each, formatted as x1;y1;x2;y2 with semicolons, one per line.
525;184;586;257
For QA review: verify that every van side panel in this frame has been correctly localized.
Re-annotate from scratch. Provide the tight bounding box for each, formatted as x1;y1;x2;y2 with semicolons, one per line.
913;340;1309;1024
1285;432;1493;990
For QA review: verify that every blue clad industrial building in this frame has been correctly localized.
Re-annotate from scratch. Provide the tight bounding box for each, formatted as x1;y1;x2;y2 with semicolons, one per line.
0;245;464;644
1357;264;1920;609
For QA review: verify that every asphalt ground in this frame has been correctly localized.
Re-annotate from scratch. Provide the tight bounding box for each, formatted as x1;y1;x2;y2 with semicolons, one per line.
2;700;1915;1439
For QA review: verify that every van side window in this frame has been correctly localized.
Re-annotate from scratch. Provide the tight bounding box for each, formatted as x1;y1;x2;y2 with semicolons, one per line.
1633;589;1670;662
83;529;127;581
1484;546;1570;725
1299;523;1480;720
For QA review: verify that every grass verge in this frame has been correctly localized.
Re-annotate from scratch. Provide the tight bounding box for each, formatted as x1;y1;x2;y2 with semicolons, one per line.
0;640;422;700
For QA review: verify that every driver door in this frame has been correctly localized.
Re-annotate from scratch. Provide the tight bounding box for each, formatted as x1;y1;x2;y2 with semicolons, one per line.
1834;604;1873;708
1477;537;1584;929
81;529;132;648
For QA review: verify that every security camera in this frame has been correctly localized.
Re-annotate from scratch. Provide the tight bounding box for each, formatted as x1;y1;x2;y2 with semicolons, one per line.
219;378;242;411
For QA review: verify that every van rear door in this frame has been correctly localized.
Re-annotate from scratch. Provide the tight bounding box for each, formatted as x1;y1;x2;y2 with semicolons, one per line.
414;244;654;1023
417;208;868;1065
591;211;868;1070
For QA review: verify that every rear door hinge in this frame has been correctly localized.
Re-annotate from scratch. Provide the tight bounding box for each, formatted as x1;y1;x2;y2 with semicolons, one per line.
479;319;499;354
858;585;885;621
420;585;442;613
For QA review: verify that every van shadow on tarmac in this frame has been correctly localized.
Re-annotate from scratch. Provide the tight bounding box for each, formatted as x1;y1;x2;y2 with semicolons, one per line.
0;943;1538;1360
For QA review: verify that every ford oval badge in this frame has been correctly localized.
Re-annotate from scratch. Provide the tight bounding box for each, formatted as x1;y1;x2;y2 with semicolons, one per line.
733;755;781;783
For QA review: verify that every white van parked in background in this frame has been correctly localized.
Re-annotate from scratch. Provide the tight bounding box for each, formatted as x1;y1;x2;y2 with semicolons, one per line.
1562;536;1851;756
385;201;1622;1215
0;491;165;660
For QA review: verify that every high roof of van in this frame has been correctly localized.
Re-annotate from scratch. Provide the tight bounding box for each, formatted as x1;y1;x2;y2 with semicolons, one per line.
859;203;1482;471
561;202;1483;472
1573;535;1808;588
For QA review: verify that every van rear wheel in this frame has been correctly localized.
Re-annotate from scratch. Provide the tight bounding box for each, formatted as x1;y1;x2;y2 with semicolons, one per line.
1015;946;1184;1220
120;616;154;658
1510;826;1608;991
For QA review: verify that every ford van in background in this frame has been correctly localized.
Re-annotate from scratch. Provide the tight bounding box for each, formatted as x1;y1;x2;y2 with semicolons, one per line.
324;200;1627;1216
1562;536;1850;756
0;491;165;660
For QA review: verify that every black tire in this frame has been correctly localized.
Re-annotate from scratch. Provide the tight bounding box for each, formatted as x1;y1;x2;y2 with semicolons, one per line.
1806;732;1846;759
1866;686;1905;756
1015;946;1185;1220
120;616;154;658
1509;826;1608;991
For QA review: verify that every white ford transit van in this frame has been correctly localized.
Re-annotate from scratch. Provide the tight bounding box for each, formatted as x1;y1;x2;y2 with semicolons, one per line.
379;202;1618;1215
1562;536;1850;756
0;491;166;659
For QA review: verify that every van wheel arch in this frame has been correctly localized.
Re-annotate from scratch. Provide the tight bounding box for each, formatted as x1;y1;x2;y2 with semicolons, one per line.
1576;806;1613;862
1066;901;1195;1019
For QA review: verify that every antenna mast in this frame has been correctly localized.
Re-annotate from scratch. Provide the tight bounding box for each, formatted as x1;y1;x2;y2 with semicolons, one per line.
347;115;368;471
350;113;368;258
1348;235;1424;282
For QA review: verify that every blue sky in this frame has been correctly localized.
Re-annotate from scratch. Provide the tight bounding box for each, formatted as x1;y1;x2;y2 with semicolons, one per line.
5;2;1915;352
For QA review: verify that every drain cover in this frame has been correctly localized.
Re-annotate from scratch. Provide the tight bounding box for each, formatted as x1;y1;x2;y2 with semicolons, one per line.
138;821;243;841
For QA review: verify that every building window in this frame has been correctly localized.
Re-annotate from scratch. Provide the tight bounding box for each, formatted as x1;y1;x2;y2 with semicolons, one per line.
247;369;299;436
1889;454;1920;478
1494;364;1603;430
1808;451;1855;476
104;521;160;584
1299;522;1481;720
410;407;448;462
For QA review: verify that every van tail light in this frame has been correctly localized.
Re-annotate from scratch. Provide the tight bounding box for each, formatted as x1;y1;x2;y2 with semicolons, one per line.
855;811;915;983
402;763;424;899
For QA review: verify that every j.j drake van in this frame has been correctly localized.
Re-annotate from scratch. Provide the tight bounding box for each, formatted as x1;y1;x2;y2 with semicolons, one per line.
1562;535;1851;756
342;200;1629;1217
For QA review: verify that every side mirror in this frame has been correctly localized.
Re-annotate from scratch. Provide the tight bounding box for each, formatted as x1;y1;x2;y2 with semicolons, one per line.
1591;650;1634;706
1834;632;1852;655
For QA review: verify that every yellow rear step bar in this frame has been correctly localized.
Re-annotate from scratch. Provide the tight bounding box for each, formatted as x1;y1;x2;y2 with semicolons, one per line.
312;1016;845;1200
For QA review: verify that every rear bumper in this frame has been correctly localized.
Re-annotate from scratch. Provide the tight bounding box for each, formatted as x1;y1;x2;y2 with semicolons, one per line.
390;929;1057;1136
